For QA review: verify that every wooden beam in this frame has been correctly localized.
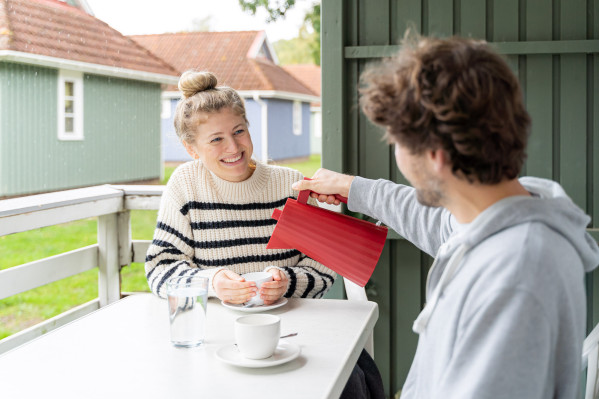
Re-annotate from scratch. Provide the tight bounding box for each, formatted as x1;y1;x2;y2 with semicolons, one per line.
113;185;165;210
322;0;346;173
0;185;123;218
0;187;124;237
0;245;98;300
98;214;120;306
132;240;151;264
344;39;599;59
118;211;132;268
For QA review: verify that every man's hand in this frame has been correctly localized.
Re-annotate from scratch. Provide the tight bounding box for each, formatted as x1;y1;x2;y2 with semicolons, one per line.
212;269;257;304
260;269;289;305
291;168;355;205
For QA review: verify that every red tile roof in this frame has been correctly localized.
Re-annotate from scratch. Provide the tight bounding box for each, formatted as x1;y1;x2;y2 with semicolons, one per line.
283;64;321;107
0;0;177;77
283;64;321;96
130;31;316;95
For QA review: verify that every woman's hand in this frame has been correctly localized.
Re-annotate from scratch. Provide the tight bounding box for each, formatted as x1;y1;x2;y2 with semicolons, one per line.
291;168;354;205
261;269;289;305
212;270;257;304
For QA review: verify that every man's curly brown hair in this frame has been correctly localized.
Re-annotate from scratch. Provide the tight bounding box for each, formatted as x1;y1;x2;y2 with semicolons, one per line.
359;35;531;184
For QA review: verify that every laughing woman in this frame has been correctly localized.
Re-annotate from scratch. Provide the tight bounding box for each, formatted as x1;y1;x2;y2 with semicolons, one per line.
145;70;337;305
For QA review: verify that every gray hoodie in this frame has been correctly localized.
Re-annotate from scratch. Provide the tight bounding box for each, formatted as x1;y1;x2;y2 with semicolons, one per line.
349;176;599;399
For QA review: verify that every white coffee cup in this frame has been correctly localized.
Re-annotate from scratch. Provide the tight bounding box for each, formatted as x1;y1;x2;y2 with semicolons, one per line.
235;314;281;359
241;271;273;306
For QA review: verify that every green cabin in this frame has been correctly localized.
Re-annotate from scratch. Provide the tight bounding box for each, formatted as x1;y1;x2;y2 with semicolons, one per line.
0;0;178;197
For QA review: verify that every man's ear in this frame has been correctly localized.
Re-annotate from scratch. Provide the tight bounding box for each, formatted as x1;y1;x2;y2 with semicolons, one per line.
428;148;449;173
182;141;199;159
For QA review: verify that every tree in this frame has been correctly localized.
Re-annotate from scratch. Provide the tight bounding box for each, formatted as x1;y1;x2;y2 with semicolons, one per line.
238;0;320;65
273;29;318;65
190;16;212;32
238;0;297;23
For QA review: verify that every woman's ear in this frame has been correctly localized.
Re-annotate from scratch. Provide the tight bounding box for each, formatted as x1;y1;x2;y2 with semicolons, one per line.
182;141;199;160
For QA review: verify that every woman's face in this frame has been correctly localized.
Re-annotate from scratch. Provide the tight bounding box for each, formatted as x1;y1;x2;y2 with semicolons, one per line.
184;107;254;182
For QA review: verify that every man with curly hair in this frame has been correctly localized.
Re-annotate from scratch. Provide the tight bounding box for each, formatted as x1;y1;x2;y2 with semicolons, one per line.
293;35;599;398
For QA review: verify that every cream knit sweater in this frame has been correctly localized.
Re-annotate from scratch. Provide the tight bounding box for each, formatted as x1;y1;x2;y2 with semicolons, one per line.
145;160;337;299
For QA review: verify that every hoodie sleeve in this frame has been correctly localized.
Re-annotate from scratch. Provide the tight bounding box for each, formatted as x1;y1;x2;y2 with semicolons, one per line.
348;176;454;256
435;287;552;399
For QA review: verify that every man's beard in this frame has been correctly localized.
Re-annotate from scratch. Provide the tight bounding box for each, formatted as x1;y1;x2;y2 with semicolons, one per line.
415;186;443;207
413;170;445;207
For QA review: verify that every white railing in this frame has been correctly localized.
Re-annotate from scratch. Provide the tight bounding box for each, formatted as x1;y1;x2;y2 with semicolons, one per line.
0;184;164;354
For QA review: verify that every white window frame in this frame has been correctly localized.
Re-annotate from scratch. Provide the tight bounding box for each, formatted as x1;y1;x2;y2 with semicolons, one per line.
292;100;302;136
58;70;84;141
161;99;172;119
313;110;322;138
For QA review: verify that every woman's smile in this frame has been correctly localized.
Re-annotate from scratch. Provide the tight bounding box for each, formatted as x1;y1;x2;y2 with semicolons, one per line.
221;152;244;165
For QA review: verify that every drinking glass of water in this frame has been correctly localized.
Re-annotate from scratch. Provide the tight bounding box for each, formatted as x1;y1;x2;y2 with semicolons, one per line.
166;275;209;347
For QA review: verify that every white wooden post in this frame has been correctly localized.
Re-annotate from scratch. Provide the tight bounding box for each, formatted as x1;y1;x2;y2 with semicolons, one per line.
97;213;121;306
117;211;132;268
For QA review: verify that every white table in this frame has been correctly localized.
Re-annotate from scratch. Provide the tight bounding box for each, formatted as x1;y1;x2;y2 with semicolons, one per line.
0;294;378;399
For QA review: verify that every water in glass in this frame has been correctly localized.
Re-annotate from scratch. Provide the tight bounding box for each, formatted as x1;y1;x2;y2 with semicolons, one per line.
166;276;208;347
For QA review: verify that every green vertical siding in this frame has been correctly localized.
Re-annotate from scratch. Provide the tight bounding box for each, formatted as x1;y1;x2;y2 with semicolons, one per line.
322;1;599;396
0;62;161;197
0;63;57;196
525;0;553;179
84;75;161;185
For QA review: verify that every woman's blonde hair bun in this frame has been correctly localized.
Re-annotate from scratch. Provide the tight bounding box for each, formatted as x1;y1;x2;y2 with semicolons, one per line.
178;70;218;99
174;69;248;143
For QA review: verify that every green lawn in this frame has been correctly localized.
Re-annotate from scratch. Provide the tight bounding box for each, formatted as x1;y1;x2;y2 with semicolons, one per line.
272;154;322;178
0;155;321;340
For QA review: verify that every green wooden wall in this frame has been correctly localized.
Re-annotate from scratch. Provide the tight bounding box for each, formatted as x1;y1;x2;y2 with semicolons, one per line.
0;62;162;197
322;0;599;396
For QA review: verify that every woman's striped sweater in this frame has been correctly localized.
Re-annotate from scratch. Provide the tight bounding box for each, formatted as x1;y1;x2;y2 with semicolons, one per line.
145;160;337;299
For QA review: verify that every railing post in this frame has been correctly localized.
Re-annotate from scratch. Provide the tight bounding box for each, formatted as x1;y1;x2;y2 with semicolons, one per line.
117;210;132;269
97;213;120;306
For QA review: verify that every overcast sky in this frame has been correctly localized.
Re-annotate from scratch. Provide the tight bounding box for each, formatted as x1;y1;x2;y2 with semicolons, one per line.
85;0;315;42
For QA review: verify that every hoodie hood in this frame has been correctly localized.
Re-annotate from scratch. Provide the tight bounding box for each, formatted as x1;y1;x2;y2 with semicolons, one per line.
458;177;599;273
413;176;599;334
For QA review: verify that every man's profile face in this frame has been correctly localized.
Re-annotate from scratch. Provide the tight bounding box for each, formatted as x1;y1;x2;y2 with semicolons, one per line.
394;142;444;207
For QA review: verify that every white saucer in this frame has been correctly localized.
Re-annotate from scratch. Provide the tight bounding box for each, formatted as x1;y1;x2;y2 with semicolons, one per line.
215;341;301;368
221;298;288;313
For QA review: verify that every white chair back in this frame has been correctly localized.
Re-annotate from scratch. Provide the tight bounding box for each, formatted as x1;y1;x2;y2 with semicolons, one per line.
583;323;599;399
317;202;375;358
343;277;375;359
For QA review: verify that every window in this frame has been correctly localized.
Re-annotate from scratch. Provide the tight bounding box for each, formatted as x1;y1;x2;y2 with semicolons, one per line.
293;101;302;136
161;99;171;119
314;112;322;138
58;70;83;140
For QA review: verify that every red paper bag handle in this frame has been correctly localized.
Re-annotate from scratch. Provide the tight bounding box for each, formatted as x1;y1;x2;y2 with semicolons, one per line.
298;178;348;204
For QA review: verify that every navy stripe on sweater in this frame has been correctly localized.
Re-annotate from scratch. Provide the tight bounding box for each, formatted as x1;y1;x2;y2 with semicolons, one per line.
155;221;270;249
146;250;301;278
146;246;184;263
180;198;292;215
283;267;297;297
297;265;334;298
301;274;315;298
150;263;198;294
153;262;186;294
192;250;301;267
297;265;336;285
191;219;277;230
